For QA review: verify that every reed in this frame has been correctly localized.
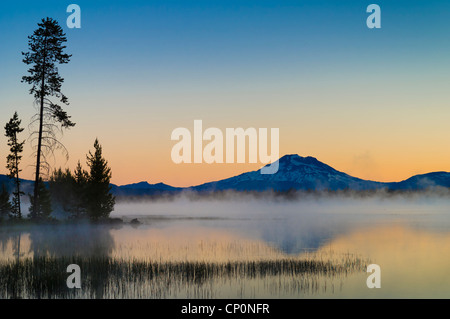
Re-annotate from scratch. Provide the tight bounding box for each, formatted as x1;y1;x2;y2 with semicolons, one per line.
0;255;367;299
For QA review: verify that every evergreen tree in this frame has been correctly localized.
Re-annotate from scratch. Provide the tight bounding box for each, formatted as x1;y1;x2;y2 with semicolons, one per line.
48;163;90;220
0;184;12;221
73;161;89;219
22;17;75;218
5;112;25;219
49;168;76;217
28;178;52;220
86;139;115;221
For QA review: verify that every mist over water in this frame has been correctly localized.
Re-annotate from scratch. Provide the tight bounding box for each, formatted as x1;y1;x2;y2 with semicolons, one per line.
2;193;450;297
111;194;450;298
112;194;450;252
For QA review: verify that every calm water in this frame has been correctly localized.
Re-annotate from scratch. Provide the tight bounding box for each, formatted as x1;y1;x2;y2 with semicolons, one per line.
1;195;450;298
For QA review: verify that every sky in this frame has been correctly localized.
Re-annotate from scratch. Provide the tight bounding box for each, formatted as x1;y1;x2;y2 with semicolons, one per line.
0;0;450;187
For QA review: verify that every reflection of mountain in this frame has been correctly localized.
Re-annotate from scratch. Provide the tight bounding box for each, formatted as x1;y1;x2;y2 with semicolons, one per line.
258;212;355;255
3;154;450;195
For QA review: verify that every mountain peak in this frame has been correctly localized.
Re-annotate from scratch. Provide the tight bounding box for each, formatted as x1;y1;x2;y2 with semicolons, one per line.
279;154;319;163
193;154;364;192
274;154;336;174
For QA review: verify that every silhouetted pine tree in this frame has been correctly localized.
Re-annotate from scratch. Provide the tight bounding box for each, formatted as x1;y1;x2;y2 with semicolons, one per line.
49;168;76;218
73;161;89;219
0;184;12;221
28;178;52;220
5;112;25;219
86;139;115;221
22;17;75;218
48;164;90;219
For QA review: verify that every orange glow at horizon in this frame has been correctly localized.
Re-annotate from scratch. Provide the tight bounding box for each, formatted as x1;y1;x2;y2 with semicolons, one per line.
4;72;450;188
17;143;450;188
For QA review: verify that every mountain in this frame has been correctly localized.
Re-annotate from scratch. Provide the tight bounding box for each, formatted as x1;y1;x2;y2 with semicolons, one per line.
0;175;180;197
111;181;182;196
387;172;450;190
0;175;35;194
191;154;386;192
191;154;450;192
2;154;450;195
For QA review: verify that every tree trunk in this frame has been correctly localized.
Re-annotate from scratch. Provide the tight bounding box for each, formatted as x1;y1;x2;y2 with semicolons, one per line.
33;40;47;218
15;144;21;219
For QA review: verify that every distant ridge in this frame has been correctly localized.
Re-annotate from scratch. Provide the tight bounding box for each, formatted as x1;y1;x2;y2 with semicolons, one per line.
2;154;450;196
190;154;450;192
112;154;450;194
111;181;182;196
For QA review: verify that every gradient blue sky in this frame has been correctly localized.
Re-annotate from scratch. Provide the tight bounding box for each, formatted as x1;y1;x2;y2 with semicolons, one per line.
1;1;450;186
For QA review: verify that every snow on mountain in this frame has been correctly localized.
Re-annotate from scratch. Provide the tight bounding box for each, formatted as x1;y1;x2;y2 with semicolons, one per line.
192;154;386;192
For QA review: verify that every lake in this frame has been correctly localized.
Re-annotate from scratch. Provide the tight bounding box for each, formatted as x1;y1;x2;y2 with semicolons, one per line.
1;194;450;298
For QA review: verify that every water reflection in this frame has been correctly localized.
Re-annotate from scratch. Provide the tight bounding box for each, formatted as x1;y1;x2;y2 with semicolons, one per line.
0;223;365;298
0;225;115;261
0;225;117;299
1;197;450;298
315;225;450;298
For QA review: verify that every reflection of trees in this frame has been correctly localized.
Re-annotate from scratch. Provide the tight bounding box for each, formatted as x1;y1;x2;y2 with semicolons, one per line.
0;230;10;253
0;225;116;299
0;229;25;261
12;233;22;261
27;224;116;299
28;224;116;258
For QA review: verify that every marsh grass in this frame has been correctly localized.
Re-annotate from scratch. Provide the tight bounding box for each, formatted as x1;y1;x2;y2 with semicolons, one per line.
0;255;367;299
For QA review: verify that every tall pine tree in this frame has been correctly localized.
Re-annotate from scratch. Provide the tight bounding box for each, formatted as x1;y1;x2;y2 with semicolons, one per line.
22;17;75;219
5;112;25;219
86;139;115;221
